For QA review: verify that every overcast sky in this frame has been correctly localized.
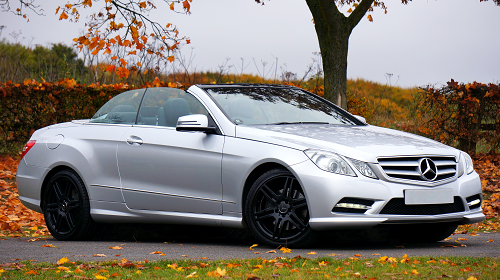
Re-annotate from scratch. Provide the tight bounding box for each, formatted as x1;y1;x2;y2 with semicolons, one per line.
1;0;499;88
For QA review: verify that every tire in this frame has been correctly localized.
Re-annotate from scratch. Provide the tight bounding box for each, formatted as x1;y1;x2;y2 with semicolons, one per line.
42;169;96;241
244;169;314;247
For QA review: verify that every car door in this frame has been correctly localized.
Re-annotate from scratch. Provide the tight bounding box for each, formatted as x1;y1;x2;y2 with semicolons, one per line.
117;88;224;214
83;88;146;201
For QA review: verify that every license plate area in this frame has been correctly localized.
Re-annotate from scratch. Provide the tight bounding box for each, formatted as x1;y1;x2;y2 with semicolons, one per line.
404;189;454;205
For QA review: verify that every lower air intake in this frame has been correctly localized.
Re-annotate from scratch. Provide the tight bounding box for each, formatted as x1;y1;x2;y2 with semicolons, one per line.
379;197;465;215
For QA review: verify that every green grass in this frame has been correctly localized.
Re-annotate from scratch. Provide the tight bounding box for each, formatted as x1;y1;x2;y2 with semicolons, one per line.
0;256;498;279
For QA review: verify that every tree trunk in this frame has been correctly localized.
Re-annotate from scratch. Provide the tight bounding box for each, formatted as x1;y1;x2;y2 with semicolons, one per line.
305;0;374;109
320;21;349;109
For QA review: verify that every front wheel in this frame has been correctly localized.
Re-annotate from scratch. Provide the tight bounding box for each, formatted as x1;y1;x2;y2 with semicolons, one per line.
244;169;314;247
42;169;96;240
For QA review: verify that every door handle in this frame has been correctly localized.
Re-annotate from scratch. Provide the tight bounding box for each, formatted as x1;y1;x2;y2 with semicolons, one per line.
126;136;143;146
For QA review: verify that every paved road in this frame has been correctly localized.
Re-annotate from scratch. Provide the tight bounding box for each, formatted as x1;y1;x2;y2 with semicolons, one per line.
1;227;498;263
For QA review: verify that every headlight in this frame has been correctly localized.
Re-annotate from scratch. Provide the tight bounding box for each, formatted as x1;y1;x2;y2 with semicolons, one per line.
462;152;474;175
348;158;378;179
304;149;356;176
458;152;475;177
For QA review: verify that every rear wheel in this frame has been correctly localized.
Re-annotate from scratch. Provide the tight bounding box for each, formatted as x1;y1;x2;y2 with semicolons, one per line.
43;169;96;240
244;169;314;247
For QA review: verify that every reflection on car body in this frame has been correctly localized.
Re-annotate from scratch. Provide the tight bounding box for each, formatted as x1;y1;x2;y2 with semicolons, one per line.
17;84;484;246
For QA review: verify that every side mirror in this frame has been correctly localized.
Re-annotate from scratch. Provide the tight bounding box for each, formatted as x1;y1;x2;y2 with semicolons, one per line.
176;114;217;133
354;115;367;124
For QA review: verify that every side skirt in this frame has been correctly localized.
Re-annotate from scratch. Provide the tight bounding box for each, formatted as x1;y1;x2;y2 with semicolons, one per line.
90;200;243;228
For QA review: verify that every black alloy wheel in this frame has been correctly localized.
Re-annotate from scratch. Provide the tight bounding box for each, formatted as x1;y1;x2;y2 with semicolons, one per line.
43;169;95;240
245;169;314;247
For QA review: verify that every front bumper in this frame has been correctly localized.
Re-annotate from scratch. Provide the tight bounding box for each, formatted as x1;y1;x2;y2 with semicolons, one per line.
309;210;485;230
290;160;485;231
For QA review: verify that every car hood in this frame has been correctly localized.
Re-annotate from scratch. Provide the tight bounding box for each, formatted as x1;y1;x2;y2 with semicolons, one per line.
235;124;459;163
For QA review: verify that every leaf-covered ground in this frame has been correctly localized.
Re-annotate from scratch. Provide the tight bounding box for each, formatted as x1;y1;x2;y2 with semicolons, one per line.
460;154;500;233
1;154;499;238
0;155;48;238
0;255;498;279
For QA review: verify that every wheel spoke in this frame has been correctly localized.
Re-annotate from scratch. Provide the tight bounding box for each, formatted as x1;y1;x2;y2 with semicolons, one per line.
272;218;285;239
289;212;307;230
283;177;294;199
53;182;64;201
64;180;73;198
54;213;64;232
259;184;278;203
66;212;75;229
67;199;80;210
45;203;59;213
292;197;307;209
254;207;276;220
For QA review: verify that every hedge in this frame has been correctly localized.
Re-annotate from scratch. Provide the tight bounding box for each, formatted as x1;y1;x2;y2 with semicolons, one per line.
0;78;185;153
415;80;500;153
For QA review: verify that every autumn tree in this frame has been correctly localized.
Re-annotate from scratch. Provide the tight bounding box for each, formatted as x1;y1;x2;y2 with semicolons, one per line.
256;0;499;108
3;0;499;106
2;0;192;79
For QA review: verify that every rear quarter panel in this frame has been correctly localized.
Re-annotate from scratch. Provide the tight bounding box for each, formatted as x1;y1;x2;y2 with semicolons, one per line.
18;123;130;206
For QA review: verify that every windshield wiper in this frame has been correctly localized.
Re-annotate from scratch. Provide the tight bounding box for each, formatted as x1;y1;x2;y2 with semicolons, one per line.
267;122;330;125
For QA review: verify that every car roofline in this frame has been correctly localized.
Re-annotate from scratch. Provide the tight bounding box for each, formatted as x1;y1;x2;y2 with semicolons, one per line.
195;83;297;89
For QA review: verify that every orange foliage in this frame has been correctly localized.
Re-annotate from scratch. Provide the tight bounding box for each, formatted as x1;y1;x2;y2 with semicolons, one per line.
473;153;500;220
1;79;130;152
0;155;48;237
55;0;192;78
416;80;500;153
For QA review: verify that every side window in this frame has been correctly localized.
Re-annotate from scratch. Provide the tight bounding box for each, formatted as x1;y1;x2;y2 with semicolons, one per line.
139;88;209;127
90;89;145;124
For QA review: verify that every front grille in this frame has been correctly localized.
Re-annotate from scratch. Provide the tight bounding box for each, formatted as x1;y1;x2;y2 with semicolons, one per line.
379;197;465;215
378;156;457;182
332;198;374;214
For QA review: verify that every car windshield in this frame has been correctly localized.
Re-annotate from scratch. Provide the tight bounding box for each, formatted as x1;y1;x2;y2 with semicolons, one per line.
205;86;358;125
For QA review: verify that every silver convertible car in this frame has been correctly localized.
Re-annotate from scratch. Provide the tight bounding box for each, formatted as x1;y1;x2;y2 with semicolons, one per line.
17;84;484;247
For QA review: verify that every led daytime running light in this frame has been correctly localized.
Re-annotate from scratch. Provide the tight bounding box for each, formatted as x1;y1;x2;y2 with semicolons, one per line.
335;203;371;210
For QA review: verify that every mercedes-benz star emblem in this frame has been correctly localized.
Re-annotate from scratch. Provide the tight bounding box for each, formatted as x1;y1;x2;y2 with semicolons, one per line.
418;158;438;181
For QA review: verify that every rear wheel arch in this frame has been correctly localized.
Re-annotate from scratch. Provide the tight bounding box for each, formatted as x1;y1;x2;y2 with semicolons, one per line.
41;166;86;211
42;168;98;240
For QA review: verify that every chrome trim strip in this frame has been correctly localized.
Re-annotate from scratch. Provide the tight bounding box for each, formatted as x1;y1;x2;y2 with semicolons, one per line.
379;161;419;167
84;122;134;127
436;160;457;166
90;184;121;189
377;154;458;161
121;187;236;204
384;170;420;176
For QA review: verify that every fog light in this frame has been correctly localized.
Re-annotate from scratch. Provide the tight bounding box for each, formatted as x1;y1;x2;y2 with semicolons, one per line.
467;199;480;207
335;203;371;210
